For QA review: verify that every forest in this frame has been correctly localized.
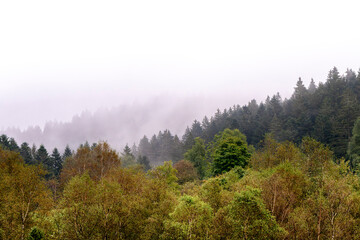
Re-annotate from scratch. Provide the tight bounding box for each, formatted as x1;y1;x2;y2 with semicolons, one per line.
2;67;360;239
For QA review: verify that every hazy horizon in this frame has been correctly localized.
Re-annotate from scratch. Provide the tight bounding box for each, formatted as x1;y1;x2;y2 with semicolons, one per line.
1;0;360;149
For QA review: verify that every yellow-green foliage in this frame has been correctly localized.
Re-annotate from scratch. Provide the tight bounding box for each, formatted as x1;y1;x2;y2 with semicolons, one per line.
3;138;360;240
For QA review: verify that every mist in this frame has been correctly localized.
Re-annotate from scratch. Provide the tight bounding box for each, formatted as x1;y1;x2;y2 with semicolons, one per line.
2;94;248;151
1;0;360;152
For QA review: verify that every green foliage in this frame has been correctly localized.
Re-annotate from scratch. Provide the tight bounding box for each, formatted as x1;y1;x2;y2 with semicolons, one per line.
28;227;44;240
213;188;286;239
137;155;151;171
162;195;213;240
184;137;207;179
348;117;360;171
62;145;72;162
20;142;34;165
121;144;136;167
210;129;250;175
148;161;179;190
60;142;121;184
0;147;52;240
50;148;62;178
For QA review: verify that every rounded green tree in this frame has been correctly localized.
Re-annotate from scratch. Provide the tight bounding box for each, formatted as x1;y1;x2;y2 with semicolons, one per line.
211;129;250;176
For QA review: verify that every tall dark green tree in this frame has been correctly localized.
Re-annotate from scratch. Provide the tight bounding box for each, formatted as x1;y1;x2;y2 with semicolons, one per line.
182;127;195;151
50;148;62;178
348;117;360;171
8;138;20;152
0;134;10;150
62;145;72;161
20;142;34;165
35;145;50;167
137;155;151;171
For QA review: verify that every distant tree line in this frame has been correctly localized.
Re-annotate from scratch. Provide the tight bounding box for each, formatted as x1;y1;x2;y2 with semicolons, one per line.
135;67;360;169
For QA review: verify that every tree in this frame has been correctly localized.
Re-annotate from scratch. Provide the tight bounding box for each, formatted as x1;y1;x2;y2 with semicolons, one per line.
0;134;9;149
182;127;195;151
0;148;52;240
184;137;207;179
8;138;20;152
20;142;34;165
211;129;251;176
59;173;99;240
148;161;178;190
348;117;360;171
122;144;136;167
62;145;72;162
35;145;49;166
308;78;317;94
213;188;286;239
137;155;151;171
173;160;198;184
50;148;62;178
162;195;213;240
60;142;121;184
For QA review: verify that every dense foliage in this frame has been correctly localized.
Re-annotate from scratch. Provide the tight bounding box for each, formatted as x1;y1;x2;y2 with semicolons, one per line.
2;134;360;239
1;67;360;239
136;67;360;168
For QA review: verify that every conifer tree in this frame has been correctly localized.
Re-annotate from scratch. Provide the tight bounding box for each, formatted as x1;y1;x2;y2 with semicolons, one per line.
20;142;34;165
137;155;151;171
62;145;72;161
348;117;360;171
50;148;62;177
35;145;49;166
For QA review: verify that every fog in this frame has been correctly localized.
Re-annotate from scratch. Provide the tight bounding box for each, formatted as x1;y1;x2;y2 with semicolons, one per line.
1;0;360;150
3;95;245;151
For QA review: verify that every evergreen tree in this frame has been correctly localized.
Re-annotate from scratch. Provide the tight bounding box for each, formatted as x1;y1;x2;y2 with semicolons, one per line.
190;120;203;138
31;144;37;161
36;145;50;167
348;117;360;171
121;144;136;167
182;127;195;151
0;134;10;150
138;135;151;160
137;155;151;171
62;145;72;161
50;148;62;177
8;138;20;152
20;142;34;165
308;78;317;94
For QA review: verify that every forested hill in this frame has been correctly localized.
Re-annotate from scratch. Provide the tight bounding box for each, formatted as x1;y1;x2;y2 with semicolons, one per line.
3;67;360;239
136;67;360;164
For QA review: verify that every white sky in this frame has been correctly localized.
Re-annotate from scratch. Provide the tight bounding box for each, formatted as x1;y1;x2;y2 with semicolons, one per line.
1;0;360;129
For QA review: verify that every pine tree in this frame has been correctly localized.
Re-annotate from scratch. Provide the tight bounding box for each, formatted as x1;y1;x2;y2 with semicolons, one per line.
0;134;10;150
137;155;151;171
348;118;360;171
51;148;62;178
36;145;50;168
8;138;20;152
20;142;34;165
122;144;136;167
62;145;72;161
308;78;317;94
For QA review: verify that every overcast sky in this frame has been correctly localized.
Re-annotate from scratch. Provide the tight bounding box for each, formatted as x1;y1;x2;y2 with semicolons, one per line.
1;0;360;131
